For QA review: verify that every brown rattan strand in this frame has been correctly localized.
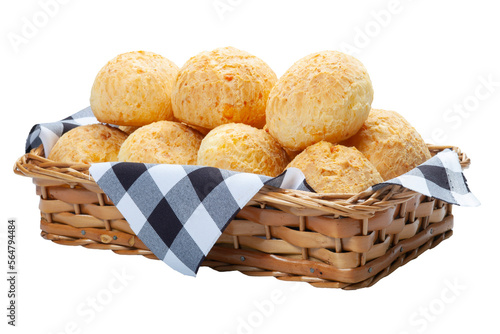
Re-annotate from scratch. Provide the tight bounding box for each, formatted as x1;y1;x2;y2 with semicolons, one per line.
39;214;453;289
14;144;469;219
15;145;470;183
15;144;467;289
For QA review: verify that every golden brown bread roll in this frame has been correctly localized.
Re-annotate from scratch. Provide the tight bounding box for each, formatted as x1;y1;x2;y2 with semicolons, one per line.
342;109;431;180
90;51;179;126
266;50;374;151
286;141;383;193
118;121;203;164
197;123;289;177
48;124;128;164
171;46;277;130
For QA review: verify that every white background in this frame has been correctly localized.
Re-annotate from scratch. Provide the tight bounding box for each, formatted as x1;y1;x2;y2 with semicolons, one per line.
1;0;499;333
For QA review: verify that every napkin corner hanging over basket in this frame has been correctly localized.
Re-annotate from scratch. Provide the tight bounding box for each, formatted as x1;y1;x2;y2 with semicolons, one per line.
14;107;479;290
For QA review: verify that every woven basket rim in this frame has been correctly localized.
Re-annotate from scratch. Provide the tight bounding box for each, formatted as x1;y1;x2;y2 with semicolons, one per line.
14;144;470;219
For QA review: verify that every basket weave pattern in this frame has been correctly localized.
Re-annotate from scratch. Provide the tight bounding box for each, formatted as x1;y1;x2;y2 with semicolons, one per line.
15;145;469;289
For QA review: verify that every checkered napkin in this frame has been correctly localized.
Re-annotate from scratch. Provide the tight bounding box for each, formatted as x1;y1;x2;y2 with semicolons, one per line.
26;106;98;156
25;107;479;276
372;149;480;207
89;163;311;276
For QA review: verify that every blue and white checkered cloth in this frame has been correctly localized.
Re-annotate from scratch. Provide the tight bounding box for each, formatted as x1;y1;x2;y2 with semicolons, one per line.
26;107;480;276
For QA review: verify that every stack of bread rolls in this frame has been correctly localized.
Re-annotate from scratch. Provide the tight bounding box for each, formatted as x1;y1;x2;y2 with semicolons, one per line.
49;47;431;193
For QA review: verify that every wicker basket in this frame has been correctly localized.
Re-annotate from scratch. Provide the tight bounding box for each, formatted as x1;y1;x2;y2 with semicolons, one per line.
14;144;470;289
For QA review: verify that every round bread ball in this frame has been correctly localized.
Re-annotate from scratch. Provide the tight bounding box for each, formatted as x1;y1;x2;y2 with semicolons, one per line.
197;123;289;177
172;46;277;130
118;121;203;164
48;124;128;164
342;109;431;180
266;50;374;151
286;141;383;194
90;51;179;126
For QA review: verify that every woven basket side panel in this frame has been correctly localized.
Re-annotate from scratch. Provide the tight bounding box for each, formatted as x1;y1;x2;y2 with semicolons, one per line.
207;195;454;288
37;179;149;252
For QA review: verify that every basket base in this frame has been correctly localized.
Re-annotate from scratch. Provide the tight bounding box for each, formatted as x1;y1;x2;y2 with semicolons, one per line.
204;217;453;289
39;215;453;290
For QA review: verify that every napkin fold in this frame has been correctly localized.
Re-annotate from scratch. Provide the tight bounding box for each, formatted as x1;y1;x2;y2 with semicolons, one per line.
26;106;97;156
26;107;480;276
371;149;480;207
